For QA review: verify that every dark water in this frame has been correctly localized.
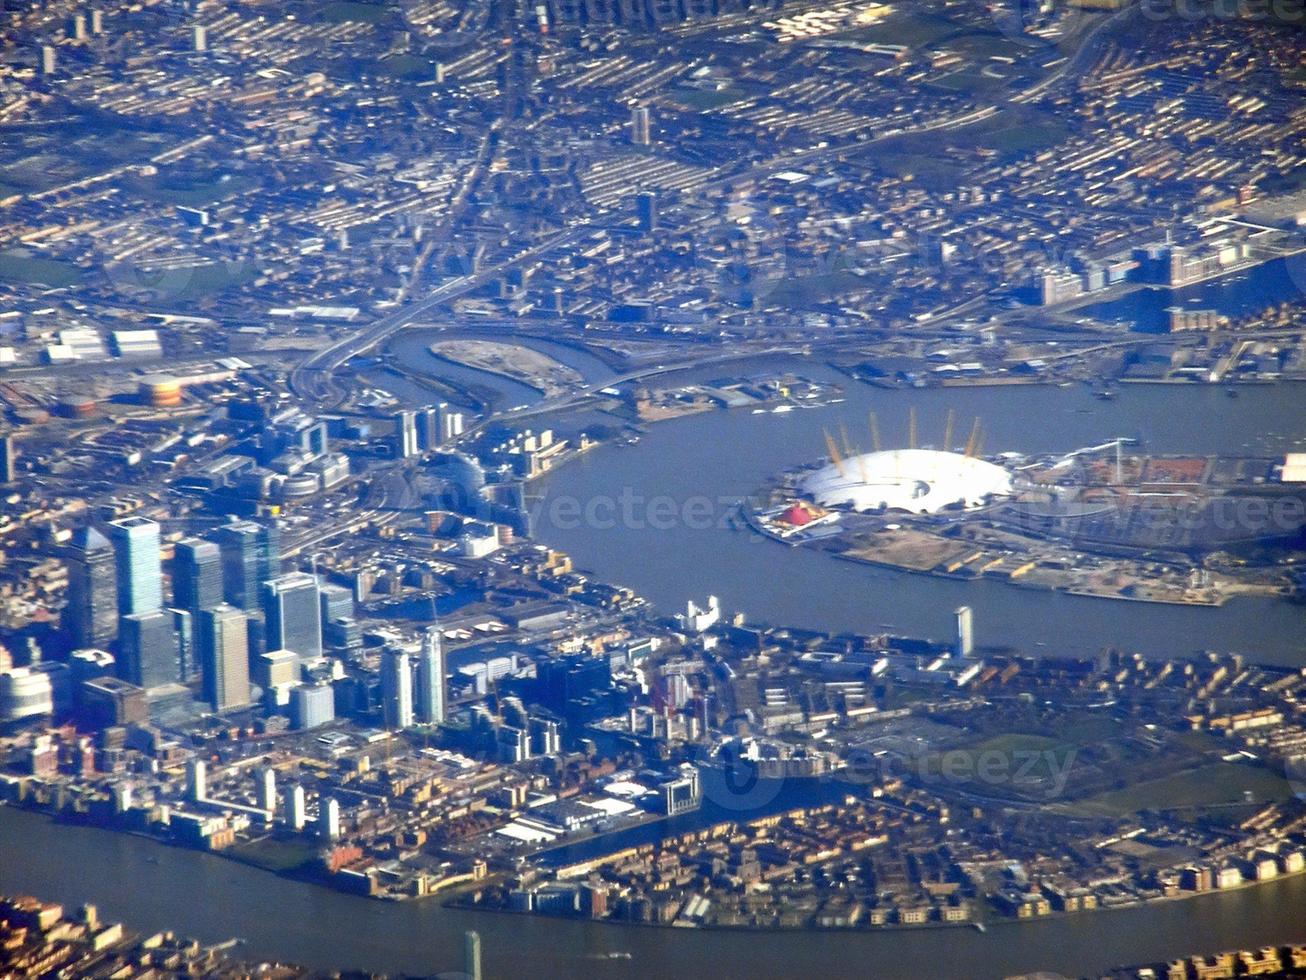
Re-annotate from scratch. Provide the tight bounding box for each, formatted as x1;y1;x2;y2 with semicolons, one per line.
1081;254;1305;331
1;805;1303;980
532;369;1306;664
370;329;617;413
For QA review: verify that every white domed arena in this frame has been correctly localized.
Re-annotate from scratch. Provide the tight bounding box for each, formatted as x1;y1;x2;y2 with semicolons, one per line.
801;449;1013;514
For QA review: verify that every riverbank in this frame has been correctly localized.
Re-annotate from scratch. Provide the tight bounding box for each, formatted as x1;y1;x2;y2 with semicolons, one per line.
530;373;1306;662
6;803;1306;980
6;786;1306;938
457;863;1306;935
829;546;1233;608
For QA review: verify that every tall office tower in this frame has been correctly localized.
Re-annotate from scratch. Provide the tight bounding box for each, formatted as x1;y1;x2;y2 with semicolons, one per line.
173;538;223;614
955;605;974;659
212;519;281;610
258;767;276;814
192;24;207;52
318;583;354;627
198;604;250;712
73;13;87;41
630;104;651;145
636;191;657;233
501;695;528;730
418;402;465;447
263;572;322;663
284;784;306;830
187;758;206;802
172;608;196;682
394;410;419;458
41;45;56;76
464;931;482;980
530;717;561;756
0;434;15;482
65;526;118;648
245;610;266;661
416;626;446;725
417;406;440;451
318;797;340;840
441;408;465;442
108;516;162;616
118;610;178;689
91;9;103;34
380;648;413;730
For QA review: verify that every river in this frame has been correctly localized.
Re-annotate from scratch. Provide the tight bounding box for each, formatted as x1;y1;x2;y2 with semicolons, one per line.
87;270;1296;974
531;369;1306;664
357;264;1306;664
1;805;1304;979
363;329;618;413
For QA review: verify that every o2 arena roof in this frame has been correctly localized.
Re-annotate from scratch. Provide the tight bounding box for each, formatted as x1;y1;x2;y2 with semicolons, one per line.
800;449;1013;514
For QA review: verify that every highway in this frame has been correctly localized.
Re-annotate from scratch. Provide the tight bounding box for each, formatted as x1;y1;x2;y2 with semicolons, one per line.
287;227;580;407
287;6;1129;410
277;9;1139;555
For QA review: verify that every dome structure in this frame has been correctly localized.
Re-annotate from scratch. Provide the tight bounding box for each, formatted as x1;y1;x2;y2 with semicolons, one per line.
800;449;1013;514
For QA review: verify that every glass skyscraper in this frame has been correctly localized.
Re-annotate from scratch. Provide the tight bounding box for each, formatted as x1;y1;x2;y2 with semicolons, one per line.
381;647;413;730
416;626;446;725
64;525;118;649
173;537;223;614
212;519;281;611
262;572;322;663
107;516;163;617
118;610;178;690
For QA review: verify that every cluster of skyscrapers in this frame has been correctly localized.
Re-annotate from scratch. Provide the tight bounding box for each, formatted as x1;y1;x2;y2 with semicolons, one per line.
380;626;447;730
393;402;465;460
61;514;340;715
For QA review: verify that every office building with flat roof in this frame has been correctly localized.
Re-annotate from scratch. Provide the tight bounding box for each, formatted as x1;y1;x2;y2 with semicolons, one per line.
108;516;162;616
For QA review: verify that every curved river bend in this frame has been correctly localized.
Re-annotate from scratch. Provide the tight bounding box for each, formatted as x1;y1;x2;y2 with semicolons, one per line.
40;328;1291;975
1;806;1304;980
531;363;1306;665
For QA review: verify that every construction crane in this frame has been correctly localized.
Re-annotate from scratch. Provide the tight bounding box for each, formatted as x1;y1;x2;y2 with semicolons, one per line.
964;417;982;458
942;408;955;453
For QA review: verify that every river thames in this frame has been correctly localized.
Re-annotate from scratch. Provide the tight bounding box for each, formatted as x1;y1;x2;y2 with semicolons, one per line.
532;368;1306;664
2;806;1305;979
123;273;1304;974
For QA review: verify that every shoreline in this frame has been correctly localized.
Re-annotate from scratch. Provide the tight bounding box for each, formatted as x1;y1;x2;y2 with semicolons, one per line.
827;548;1231;608
7;798;1304;936
451;864;1306;934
